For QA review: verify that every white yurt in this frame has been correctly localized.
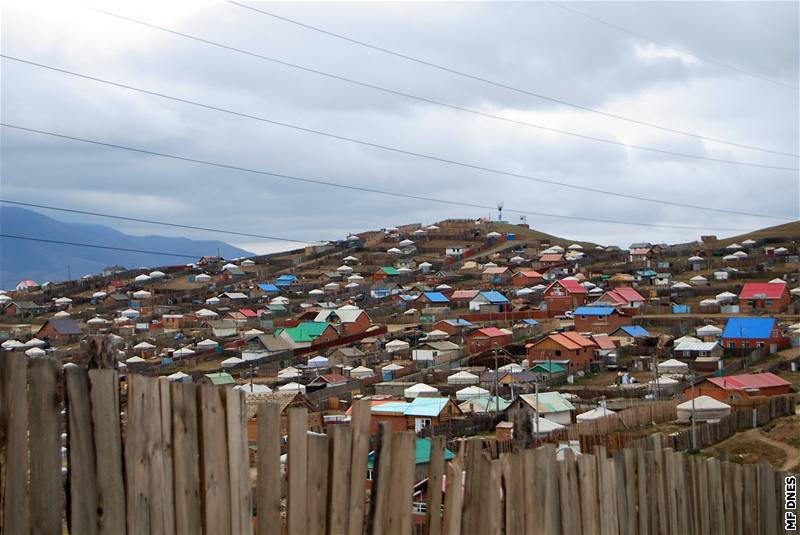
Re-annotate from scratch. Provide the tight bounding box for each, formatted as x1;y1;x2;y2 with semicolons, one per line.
92;291;108;299
324;283;340;291
791;287;800;297
120;308;140;318
53;310;71;318
350;366;375;380
125;356;146;364
195;308;219;318
568;243;584;251
173;347;195;358
309;289;325;296
307;355;330;368
54;297;73;306
337;265;354;274
134;274;151;283
426;225;439;231
423;329;448;341
532;417;566;436
221;357;244;368
516;288;534;296
24;337;46;348
194;273;212;283
278;382;306;393
382;363;404;373
0;294;11;304
197;339;219;349
648;376;680;391
347;274;365;282
399;239;415;248
510;256;526;264
244;328;265;339
404;383;439;399
726;243;743;250
696;325;723;338
769;278;786;284
343;255;359;263
397;267;413;274
486;231;502;239
447;371;479;386
455;386;490;401
715;291;737;303
133;341;156;351
87;316;108;326
270;296;290;305
722;254;739;262
385;339;410;353
657;359;689;374
166;371;191;383
576;406;616;421
741;239;756;247
278;366;301;379
774;247;789;255
205;296;221;305
149;270;166;279
25;346;47;357
413;228;427;237
387;247;402;255
132;290;152;300
2;339;25;350
240;259;255;267
689;276;708;286
435;284;452;291
733;250;748;258
499;363;523;374
671;282;692;290
676;396;732;423
419;262;432;273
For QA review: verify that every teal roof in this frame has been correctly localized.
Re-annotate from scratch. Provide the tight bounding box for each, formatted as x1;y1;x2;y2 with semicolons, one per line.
519;392;575;413
203;372;234;386
458;396;511;413
381;266;400;276
405;397;450;417
369;438;455;468
275;321;331;343
531;362;567;374
370;402;411;414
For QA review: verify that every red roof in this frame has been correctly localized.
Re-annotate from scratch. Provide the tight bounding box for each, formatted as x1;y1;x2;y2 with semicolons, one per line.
630;248;651;255
739;283;788;299
317;373;348;384
515;270;543;278
548;279;587;294
17;280;38;287
707;372;790;391
561;331;596;348
239;308;258;317
471;327;509;338
591;334;616;350
483;267;510;274
614;287;645;303
451;290;479;300
539;254;564;262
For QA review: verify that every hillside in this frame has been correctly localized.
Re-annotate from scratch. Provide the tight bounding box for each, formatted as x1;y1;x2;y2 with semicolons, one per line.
0;207;253;289
718;220;800;246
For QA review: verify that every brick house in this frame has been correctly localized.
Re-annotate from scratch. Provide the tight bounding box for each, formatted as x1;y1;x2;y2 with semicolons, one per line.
466;327;512;355
543;279;588;317
275;321;339;349
512;270;544;287
37;318;84;345
721;317;789;353
738;283;791;313
372;266;400;281
572;306;632;334
686;372;791;402
482;267;512;285
592;287;646;309
432;319;473;337
314;305;372;336
526;331;597;371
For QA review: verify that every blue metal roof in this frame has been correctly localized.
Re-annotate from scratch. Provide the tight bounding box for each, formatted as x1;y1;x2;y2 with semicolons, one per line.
521;319;540;325
575;306;615;316
404;397;450;417
479;291;509;304
722;317;776;340
619;325;651;337
423;291;450;303
258;283;280;293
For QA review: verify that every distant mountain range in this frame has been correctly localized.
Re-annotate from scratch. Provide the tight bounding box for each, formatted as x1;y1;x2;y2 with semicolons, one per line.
0;207;253;289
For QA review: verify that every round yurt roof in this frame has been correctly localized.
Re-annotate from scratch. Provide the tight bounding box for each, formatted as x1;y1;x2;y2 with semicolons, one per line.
397;268;413;274
149;270;166;278
308;356;330;367
404;383;439;397
126;356;146;363
133;341;156;350
309;289;325;295
348;275;365;282
419;261;432;268
134;274;151;282
510;256;526;263
435;284;452;290
657;359;689;371
690;275;707;282
484;262;498;268
382;363;404;372
167;371;190;381
324;283;341;290
87;316;108;324
533;417;566;434
791;287;800;296
723;254;739;261
486;231;502;238
455;386;491;400
426;225;439;230
173;347;195;357
648;377;679;386
733;251;748;258
337;265;354;273
24;337;46;347
677;395;731;411
671;282;692;289
2;339;25;349
387;248;402;254
0;295;11;303
205;297;220;305
234;383;272;393
92;291;107;299
133;290;152;299
197;339;218;347
399;239;415;247
688;256;704;262
54;310;71;317
195;273;211;281
499;363;523;373
716;291;737;300
567;243;584;250
742;239;756;246
769;278;786;284
696;325;722;335
386;339;410;351
775;247;788;253
345;282;360;288
576;406;616;421
350;365;374;375
699;298;719;306
447;371;479;385
270;296;290;305
195;308;218;317
25;347;47;357
343;255;359;262
516;288;534;296
222;357;244;367
54;297;73;305
240;260;255;266
244;328;264;337
278;382;306;392
413;228;427;235
726;243;742;250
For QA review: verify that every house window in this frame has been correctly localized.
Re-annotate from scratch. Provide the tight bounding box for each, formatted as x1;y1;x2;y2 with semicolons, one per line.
742;342;750;349
555;350;562;357
580;315;587;320
727;342;735;349
766;300;773;306
700;351;707;357
367;469;373;481
756;342;764;348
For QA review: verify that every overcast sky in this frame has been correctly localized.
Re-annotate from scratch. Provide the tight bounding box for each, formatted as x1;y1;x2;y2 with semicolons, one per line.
2;0;798;254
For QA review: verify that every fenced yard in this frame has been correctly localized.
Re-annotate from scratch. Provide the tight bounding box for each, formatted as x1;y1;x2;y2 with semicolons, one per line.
0;354;795;534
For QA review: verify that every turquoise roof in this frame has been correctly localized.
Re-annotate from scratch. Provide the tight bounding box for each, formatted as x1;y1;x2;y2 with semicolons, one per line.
368;438;455;468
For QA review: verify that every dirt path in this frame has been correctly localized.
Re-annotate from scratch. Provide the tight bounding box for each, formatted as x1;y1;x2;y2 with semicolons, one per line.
756;431;800;471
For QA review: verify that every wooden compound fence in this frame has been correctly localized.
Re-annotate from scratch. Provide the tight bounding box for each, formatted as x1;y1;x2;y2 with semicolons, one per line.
0;354;796;534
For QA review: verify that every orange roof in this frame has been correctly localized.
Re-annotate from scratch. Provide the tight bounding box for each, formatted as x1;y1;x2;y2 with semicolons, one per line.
515;270;543;278
483;267;509;274
560;331;597;348
548;334;582;350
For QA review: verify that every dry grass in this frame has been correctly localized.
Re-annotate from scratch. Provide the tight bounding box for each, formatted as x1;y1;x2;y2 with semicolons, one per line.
703;414;800;470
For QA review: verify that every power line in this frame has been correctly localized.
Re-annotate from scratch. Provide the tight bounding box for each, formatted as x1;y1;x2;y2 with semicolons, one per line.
547;1;799;91
0;234;203;259
227;0;799;159
0;200;310;244
81;12;796;169
4;57;797;223
1;122;771;232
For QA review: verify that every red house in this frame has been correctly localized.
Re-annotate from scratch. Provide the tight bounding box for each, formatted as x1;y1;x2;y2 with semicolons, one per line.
466;327;512;355
543;279;588;317
593;287;646;309
512;270;544;287
572;307;632;334
526;331;597;371
686;372;792;402
738;283;791;313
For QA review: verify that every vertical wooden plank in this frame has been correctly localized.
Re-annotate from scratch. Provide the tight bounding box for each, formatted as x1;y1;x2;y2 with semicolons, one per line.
732;462;744;535
597;453;619;535
645;451;658;535
427;436;446;535
542;445;561;535
65;365;99;535
662;449;678;535
759;463;777;535
503;452;524;535
257;402;281;535
614;452;629;535
145;376;167;535
706;458;724;535
696;456;710;535
558;453;579;535
635;448;650;535
157;378;175;534
0;353;30;535
328;425;353;535
170;382;201;535
622;449;638;535
460;438;482;532
224;388;251;535
371;423;393;534
89;370;126;535
671;452;689;535
522;448;537;535
577;453;599;535
478;457;502;535
442;444;463;535
307;433;330;535
382;431;415;535
125;374;148;534
651;447;667;535
198;383;231;534
743;463;757;535
287;406;308;535
347;401;370;535
29;357;62;535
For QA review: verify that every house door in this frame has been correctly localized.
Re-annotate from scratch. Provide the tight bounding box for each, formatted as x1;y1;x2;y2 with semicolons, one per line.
415;418;432;432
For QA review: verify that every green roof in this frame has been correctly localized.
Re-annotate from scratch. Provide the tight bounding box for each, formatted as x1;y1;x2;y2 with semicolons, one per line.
267;304;287;312
519;392;575;413
531;362;567;374
380;266;400;275
368;438;455;469
276;321;331;343
204;372;234;386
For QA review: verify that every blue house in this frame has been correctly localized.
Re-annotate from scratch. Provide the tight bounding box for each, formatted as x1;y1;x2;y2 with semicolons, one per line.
469;291;511;312
420;291;450;305
257;283;280;294
721;317;787;352
275;274;298;287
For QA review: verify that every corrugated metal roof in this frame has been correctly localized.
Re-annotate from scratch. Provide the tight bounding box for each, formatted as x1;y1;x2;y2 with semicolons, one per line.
707;372;790;390
519;392;575;413
739;283;787;299
722;318;777;340
574;306;615;316
404;397;451;417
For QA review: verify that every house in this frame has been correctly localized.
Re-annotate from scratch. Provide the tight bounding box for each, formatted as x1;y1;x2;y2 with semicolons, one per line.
673;339;722;360
526;331;597;371
246;391;320;440
466;327;512;355
257;283;280;294
721;317;788;353
197;372;235;387
609;325;652;346
482;266;512;285
537;253;564;266
687;372;792;402
629;248;654;263
445;245;466;257
542;279;588;316
593;288;646;309
37;318;83;344
372;266;400;281
314;305;372;336
509;391;576;425
432;318;473;337
572;306;632;334
468;291;511;312
275;321;339;349
275;274;298;287
654;273;672;286
412;341;461;365
450;289;480;306
15;279;40;292
738;283;791;313
634;269;658;285
330;346;365;366
253;334;293;355
3;301;46;318
309;373;349;388
404;397;463;433
512;270;544;287
417;292;450;307
102;265;127;276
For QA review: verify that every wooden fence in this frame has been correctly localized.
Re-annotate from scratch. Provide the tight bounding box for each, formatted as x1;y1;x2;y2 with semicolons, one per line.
0;354;795;534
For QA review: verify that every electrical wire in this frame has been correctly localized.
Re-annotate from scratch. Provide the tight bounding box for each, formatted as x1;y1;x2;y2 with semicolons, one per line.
0;234;203;259
226;0;799;158
81;11;799;168
3;55;797;222
1;122;773;232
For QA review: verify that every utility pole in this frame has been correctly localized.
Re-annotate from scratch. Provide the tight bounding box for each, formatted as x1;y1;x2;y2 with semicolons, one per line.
652;353;660;401
690;371;697;450
494;348;500;414
534;379;540;439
